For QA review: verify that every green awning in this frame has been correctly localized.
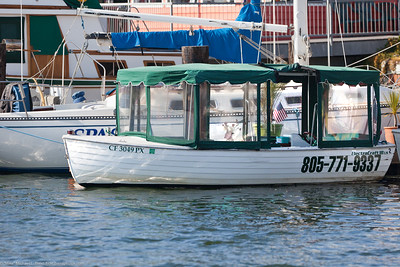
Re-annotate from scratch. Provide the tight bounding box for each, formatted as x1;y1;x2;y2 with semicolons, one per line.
262;63;380;85
117;63;379;87
117;63;277;86
309;65;380;85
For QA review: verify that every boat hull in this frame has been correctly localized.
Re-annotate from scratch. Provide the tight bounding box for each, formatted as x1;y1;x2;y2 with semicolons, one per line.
0;108;115;173
392;128;400;154
63;135;395;185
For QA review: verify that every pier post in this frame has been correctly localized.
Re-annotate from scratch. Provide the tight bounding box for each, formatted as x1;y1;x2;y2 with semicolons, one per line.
0;43;6;97
182;46;209;64
182;46;209;140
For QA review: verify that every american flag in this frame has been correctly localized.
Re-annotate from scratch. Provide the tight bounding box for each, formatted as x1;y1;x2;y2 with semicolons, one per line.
273;102;288;123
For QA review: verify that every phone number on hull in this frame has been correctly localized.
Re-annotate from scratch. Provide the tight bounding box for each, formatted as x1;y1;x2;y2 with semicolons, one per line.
301;155;382;173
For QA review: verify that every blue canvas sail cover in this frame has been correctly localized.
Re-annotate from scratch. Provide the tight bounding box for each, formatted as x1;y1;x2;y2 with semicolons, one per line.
111;0;262;63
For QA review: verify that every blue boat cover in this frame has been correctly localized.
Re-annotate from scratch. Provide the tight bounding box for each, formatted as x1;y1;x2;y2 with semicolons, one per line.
111;0;262;64
12;83;31;112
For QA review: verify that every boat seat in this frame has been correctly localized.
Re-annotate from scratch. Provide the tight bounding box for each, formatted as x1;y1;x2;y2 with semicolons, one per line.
291;134;310;147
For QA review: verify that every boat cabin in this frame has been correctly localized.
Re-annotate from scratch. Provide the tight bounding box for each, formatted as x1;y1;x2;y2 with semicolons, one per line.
116;63;381;149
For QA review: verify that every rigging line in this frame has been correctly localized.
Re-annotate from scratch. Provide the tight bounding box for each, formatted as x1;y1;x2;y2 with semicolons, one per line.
129;5;150;32
31;52;45;81
347;40;400;67
30;1;86;81
106;34;123;70
127;5;156;65
0;125;63;144
334;0;347;66
79;0;86;35
354;64;397;88
272;0;276;63
258;1;267;64
30;11;82;81
236;31;286;63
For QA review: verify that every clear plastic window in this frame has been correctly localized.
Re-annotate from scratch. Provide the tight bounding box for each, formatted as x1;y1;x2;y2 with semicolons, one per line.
149;82;195;140
118;84;146;134
322;83;370;141
200;82;258;142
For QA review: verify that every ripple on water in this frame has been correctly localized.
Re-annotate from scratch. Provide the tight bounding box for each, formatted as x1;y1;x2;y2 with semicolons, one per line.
2;175;400;266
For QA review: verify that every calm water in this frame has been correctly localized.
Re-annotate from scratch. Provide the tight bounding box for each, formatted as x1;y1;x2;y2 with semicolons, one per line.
1;174;400;266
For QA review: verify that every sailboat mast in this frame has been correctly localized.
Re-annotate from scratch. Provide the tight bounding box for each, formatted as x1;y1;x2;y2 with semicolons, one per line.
326;0;331;66
293;0;310;65
78;8;288;33
20;0;23;80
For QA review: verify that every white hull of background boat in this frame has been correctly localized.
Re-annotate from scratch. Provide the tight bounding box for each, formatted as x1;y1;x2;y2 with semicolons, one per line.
63;135;395;186
392;129;400;151
0;104;115;173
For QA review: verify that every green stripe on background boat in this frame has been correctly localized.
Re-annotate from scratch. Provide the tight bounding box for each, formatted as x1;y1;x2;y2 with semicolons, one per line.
63;0;102;9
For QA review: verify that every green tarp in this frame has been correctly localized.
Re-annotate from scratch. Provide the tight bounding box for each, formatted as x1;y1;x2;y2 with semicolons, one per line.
117;63;277;86
263;63;380;86
117;63;380;90
309;65;380;85
118;63;379;87
63;0;102;9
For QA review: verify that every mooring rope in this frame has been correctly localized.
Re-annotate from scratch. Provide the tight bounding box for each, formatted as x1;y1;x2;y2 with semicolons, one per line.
0;125;63;144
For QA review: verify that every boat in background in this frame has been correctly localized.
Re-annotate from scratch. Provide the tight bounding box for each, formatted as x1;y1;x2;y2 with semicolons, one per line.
0;82;116;173
1;0;274;173
63;63;394;186
0;0;184;100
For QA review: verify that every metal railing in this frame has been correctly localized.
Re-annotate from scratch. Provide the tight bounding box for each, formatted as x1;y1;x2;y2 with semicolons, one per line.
102;0;400;41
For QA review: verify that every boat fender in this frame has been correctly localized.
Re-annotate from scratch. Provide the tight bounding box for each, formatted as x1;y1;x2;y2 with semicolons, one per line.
106;88;116;97
72;91;86;103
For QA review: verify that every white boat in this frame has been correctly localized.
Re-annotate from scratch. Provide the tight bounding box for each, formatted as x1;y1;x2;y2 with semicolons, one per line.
0;82;116;173
63;63;395;186
391;128;400;149
0;0;183;97
0;0;124;173
1;0;267;173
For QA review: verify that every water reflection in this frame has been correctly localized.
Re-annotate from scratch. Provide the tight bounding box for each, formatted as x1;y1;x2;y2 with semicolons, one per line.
1;174;400;266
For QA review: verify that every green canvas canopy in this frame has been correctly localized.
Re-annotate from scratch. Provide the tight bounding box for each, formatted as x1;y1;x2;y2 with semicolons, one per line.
263;63;380;86
116;63;382;149
309;65;380;85
116;63;278;86
118;63;379;87
260;63;381;147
